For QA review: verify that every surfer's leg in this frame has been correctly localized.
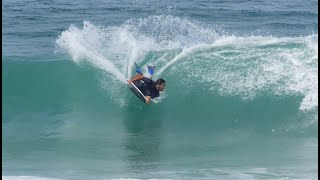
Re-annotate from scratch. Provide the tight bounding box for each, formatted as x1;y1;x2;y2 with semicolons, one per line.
128;73;143;83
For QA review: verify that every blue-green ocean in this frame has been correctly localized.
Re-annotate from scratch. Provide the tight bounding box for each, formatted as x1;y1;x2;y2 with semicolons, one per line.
2;0;318;179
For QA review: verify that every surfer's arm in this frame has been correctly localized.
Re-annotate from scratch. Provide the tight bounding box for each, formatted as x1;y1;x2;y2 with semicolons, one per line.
145;96;151;104
128;73;143;83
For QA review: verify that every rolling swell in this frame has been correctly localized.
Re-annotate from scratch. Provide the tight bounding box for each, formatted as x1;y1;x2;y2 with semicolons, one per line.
2;16;317;149
3;42;317;140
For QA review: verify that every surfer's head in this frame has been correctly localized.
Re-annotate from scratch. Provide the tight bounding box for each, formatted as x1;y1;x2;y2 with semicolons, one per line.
155;78;166;91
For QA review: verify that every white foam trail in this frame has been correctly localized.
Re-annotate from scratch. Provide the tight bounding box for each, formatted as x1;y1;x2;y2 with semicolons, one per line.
155;44;211;76
106;27;159;78
56;16;219;79
156;35;314;76
56;21;127;83
180;35;318;111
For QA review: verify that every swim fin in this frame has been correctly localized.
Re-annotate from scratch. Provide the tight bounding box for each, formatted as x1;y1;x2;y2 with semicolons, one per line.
134;61;142;74
147;65;156;76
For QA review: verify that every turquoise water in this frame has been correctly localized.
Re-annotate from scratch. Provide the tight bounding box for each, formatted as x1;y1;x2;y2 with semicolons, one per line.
2;0;318;179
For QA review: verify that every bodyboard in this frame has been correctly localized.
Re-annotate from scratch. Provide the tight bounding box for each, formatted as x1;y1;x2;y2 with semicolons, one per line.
127;82;147;103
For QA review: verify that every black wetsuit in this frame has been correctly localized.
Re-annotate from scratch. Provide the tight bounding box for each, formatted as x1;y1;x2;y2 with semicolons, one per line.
133;77;159;99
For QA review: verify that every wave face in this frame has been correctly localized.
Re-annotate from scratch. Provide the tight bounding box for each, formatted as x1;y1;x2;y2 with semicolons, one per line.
3;3;318;180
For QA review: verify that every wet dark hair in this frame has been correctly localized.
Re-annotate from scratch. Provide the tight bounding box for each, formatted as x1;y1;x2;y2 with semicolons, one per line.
155;78;165;85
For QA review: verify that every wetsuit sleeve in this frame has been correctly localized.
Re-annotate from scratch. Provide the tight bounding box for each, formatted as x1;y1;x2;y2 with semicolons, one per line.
141;77;153;84
149;90;159;99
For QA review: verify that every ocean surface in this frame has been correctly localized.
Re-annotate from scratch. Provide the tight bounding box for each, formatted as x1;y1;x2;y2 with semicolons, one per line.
2;0;318;179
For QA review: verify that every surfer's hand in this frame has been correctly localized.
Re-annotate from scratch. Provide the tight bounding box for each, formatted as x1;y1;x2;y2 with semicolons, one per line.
127;80;132;84
145;96;151;104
